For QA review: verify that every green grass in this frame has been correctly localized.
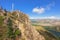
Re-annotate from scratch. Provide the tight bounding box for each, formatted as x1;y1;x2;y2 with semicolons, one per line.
0;16;4;26
32;24;60;40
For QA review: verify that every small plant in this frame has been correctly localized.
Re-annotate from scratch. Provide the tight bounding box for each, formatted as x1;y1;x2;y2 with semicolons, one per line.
0;16;4;26
7;18;15;40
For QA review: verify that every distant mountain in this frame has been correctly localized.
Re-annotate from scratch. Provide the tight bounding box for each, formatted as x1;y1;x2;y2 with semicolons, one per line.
31;19;60;26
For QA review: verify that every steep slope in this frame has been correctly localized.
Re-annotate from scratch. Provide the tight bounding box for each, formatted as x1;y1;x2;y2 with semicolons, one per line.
11;11;45;40
0;8;45;40
32;25;58;40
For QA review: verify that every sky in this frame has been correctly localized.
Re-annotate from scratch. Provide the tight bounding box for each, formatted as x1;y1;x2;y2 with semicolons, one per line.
0;0;60;19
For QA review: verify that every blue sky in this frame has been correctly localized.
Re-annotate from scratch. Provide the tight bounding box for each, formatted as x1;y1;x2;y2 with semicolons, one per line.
0;0;60;19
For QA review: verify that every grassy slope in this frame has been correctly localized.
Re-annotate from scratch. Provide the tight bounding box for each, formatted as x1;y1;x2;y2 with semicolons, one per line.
32;24;60;40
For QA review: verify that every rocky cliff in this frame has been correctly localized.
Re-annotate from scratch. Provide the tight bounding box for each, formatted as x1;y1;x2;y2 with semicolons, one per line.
0;8;45;40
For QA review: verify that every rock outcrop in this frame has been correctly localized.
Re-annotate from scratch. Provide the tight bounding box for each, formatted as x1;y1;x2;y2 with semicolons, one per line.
0;8;45;40
11;11;45;40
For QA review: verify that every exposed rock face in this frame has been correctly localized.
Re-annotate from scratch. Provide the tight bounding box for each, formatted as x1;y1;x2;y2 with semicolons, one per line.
0;8;45;40
13;11;45;40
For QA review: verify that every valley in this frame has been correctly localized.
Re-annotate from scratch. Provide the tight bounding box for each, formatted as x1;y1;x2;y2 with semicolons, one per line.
31;19;60;40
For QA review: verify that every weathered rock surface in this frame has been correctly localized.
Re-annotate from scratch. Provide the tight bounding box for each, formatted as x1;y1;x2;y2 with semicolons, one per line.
0;8;45;40
12;11;45;40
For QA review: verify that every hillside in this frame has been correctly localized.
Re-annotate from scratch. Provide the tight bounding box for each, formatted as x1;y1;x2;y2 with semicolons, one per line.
31;19;60;40
0;8;45;40
32;25;59;40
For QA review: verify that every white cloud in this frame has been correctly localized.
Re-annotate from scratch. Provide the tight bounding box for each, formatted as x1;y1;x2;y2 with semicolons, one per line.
44;16;56;19
12;3;14;11
30;16;59;19
46;2;55;10
32;2;55;14
32;7;45;14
